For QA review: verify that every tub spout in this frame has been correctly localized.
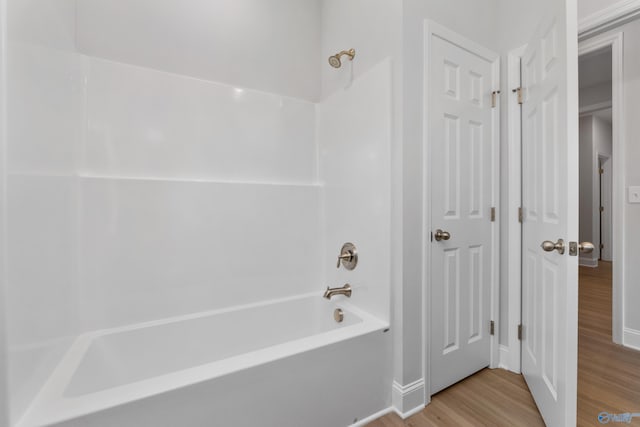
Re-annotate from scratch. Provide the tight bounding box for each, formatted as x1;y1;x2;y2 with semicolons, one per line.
323;284;352;300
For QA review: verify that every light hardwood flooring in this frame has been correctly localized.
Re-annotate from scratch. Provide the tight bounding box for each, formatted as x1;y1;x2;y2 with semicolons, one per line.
367;261;640;427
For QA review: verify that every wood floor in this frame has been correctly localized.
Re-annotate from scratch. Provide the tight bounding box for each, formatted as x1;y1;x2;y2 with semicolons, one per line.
367;261;640;427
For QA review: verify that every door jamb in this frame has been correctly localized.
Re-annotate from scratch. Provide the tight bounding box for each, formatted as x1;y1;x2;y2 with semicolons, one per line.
578;31;624;344
422;20;501;399
502;45;526;374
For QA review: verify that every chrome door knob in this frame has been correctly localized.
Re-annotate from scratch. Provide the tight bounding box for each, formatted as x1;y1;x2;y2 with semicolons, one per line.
541;239;565;254
578;242;595;254
434;229;451;242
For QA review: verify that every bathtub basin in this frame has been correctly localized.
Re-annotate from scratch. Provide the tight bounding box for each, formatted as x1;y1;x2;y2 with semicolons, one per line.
18;293;390;427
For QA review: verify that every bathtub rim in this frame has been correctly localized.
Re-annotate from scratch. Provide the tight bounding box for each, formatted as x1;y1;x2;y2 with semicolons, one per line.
16;292;388;427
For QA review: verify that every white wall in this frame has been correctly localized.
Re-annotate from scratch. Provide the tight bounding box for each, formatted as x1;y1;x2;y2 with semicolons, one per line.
398;0;505;411
320;0;401;100
580;81;613;109
0;0;9;424
613;18;640;338
579;0;628;20
4;0;81;423
76;0;322;101
579;116;594;263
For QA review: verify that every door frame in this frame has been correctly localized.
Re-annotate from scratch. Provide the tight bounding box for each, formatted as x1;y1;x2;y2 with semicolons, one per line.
599;154;613;261
578;31;625;344
501;45;526;374
422;20;501;400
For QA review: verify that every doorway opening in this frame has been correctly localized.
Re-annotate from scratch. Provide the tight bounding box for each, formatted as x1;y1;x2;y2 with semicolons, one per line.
577;32;640;424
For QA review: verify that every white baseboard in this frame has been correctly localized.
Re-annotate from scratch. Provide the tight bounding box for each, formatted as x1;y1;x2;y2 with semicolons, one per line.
579;256;598;268
350;407;393;427
623;328;640;351
392;379;425;419
498;344;510;370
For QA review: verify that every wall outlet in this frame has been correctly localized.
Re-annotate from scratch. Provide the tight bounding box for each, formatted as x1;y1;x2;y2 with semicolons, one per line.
629;187;640;204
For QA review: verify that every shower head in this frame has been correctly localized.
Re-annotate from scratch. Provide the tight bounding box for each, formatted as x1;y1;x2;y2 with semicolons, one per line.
328;48;355;68
328;55;342;68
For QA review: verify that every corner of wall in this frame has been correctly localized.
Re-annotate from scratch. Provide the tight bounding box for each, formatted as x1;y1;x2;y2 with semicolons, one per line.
391;378;425;419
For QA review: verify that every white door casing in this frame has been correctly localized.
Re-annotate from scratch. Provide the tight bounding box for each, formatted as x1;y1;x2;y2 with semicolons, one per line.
425;23;500;395
600;156;613;261
521;3;579;426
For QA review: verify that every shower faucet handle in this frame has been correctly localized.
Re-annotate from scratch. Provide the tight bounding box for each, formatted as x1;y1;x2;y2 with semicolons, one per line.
336;243;358;270
337;252;353;268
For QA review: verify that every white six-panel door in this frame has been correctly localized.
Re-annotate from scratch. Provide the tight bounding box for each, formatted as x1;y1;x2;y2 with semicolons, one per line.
521;4;579;426
428;27;499;394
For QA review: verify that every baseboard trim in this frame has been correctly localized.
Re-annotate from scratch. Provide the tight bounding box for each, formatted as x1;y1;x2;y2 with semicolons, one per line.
392;379;425;419
579;256;598;268
498;344;510;370
623;328;640;351
350;407;393;427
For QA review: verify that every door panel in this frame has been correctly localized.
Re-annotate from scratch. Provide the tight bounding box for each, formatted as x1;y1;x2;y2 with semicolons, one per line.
521;4;579;426
429;33;497;394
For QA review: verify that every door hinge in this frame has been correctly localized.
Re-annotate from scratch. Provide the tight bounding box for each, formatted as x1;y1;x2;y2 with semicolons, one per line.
491;90;501;108
490;207;496;222
600;243;605;249
518;207;523;223
513;87;524;104
490;320;495;336
518;324;523;340
600;206;605;213
599;168;604;175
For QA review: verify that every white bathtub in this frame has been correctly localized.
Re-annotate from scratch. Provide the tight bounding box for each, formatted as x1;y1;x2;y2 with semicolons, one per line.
18;293;391;427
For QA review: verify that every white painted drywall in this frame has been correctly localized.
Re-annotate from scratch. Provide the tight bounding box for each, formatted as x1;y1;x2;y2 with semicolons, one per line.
320;0;401;100
579;0;629;20
76;0;322;101
580;82;613;109
579;116;596;263
401;0;503;400
0;0;9;425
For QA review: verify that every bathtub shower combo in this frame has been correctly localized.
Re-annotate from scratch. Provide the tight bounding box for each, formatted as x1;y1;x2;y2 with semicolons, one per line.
2;2;393;426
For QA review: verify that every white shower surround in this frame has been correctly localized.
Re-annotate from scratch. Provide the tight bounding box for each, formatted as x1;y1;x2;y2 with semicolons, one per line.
5;5;394;421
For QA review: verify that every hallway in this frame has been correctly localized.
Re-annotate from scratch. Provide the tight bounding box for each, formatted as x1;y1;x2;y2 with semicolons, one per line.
369;262;640;426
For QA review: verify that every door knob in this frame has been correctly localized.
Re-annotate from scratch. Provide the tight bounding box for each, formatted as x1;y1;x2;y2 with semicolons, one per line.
541;239;565;254
434;229;451;242
579;242;595;254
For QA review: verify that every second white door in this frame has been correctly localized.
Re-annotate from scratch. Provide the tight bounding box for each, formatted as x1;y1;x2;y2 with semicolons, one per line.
428;26;499;394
